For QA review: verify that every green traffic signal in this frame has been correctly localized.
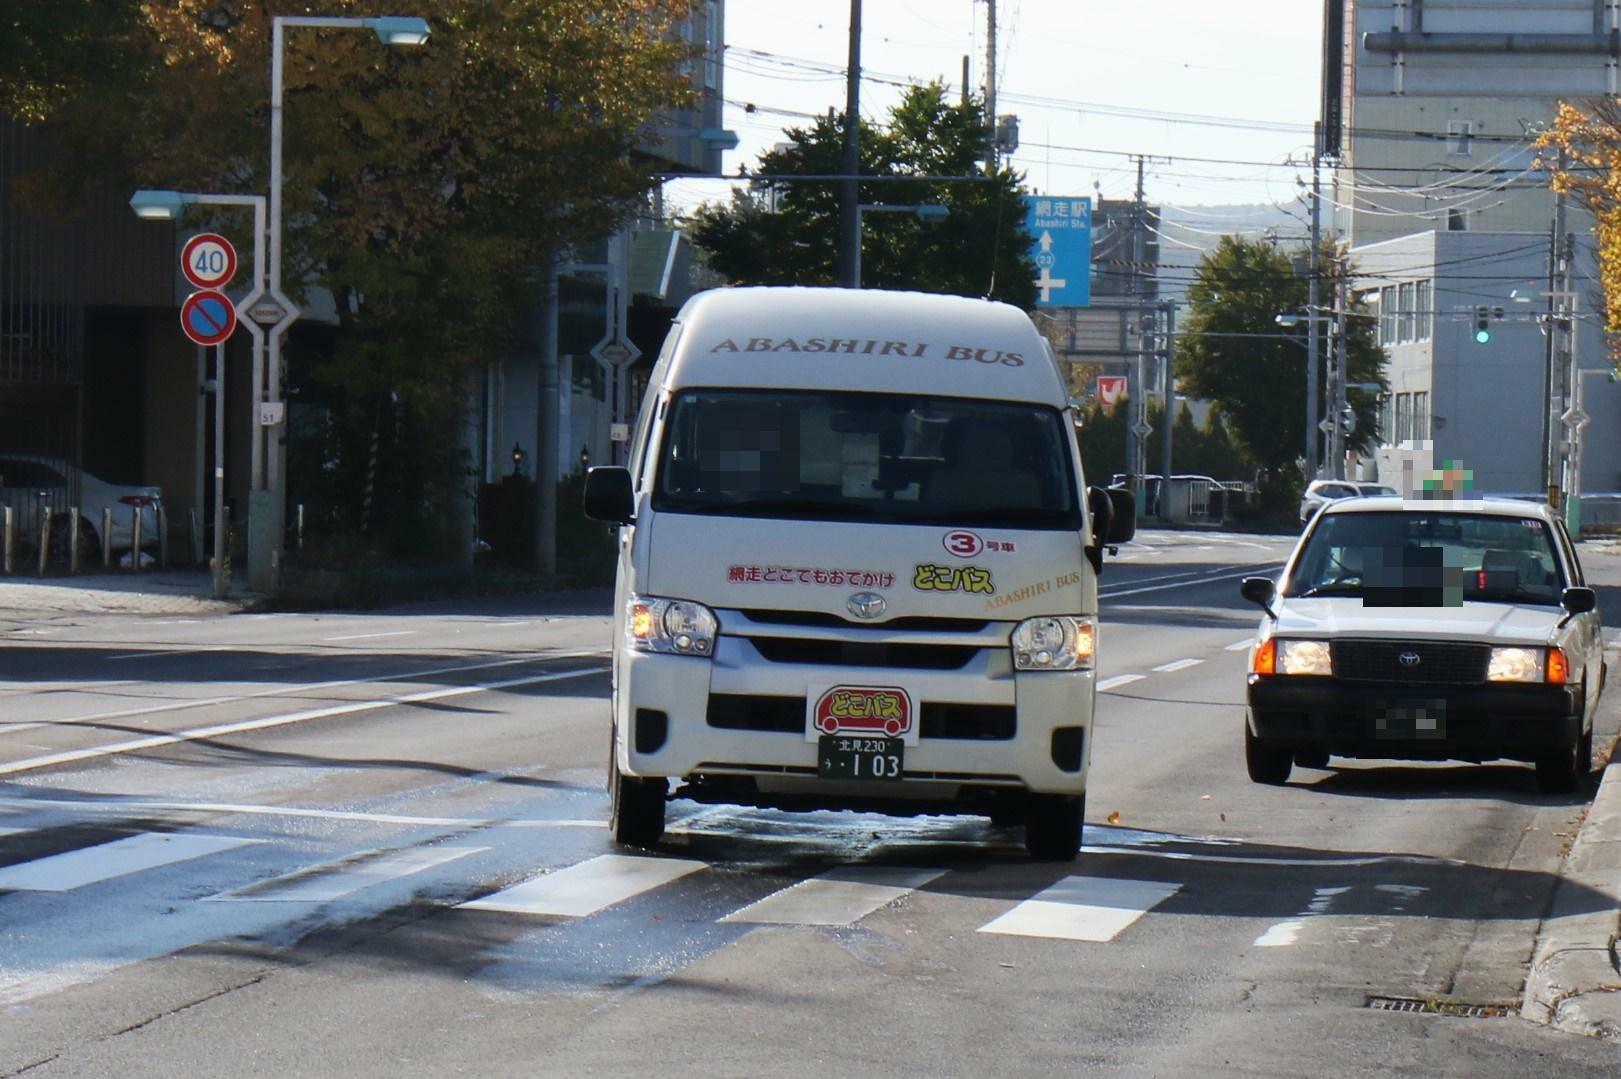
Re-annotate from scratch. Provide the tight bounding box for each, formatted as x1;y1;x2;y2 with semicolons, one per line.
1474;326;1491;344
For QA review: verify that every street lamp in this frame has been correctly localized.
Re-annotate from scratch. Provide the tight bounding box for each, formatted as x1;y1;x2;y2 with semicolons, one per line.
128;189;267;601
259;13;430;590
853;203;949;288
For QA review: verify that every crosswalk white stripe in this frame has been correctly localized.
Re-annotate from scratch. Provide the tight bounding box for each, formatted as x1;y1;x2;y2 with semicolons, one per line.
1151;658;1204;673
458;853;705;917
209;845;487;903
0;832;260;892
721;866;945;926
977;876;1181;942
1096;674;1145;692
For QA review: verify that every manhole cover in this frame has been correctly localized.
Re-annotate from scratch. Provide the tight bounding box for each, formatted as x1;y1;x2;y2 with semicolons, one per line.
1366;995;1513;1019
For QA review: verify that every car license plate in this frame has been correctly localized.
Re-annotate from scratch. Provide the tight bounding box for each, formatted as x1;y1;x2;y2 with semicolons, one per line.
817;735;904;781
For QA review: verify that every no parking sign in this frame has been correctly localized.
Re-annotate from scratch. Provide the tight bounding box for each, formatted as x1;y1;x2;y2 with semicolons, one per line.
180;289;238;347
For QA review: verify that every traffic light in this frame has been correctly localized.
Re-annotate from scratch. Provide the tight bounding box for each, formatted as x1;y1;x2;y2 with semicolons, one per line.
1474;305;1491;344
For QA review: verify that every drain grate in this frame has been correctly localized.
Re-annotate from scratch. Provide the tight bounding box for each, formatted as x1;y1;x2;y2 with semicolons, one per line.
1366;995;1513;1019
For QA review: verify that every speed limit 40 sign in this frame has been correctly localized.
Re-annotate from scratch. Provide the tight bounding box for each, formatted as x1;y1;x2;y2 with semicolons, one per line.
181;232;238;290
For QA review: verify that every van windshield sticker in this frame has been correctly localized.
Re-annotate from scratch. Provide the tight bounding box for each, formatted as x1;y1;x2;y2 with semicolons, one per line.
913;564;995;594
707;338;1024;367
728;565;896;589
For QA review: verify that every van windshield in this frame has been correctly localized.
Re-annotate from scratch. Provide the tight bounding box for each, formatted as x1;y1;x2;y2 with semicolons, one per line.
652;389;1081;528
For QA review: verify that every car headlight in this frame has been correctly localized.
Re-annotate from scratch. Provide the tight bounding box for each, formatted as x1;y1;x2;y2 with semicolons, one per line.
1275;639;1333;676
1487;645;1576;684
1011;615;1095;671
627;594;717;656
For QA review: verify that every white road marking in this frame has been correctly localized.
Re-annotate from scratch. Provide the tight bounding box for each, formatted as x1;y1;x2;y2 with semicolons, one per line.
1100;566;1284;600
977;876;1181;942
106;646;233;662
0;827;27;839
1096;674;1145;692
1254;885;1351;947
459;853;706;917
1226;638;1257;652
0;832;259;892
0;650;604;733
0;795;608;830
1082;845;1458;869
0;665;607;778
722;866;945;926
321;630;417;642
1151;658;1204;673
210;844;486;903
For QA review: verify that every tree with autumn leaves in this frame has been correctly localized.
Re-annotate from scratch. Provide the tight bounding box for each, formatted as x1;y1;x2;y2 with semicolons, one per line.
1535;100;1621;358
1;0;698;561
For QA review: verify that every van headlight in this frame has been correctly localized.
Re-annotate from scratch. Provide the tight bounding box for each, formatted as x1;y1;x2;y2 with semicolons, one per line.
627;595;717;657
1011;616;1095;671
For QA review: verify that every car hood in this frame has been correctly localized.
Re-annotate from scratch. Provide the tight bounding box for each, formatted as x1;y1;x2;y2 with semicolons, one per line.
1272;597;1561;646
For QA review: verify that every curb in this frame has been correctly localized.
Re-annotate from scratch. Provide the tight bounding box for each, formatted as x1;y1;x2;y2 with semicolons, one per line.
1521;761;1621;1036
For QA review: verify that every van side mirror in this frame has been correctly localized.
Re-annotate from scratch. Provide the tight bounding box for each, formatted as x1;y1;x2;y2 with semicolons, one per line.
1104;487;1136;544
582;466;635;525
1240;576;1277;621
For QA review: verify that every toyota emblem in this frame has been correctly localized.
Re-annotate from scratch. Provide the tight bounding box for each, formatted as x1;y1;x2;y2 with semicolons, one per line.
1398;650;1421;668
847;592;887;620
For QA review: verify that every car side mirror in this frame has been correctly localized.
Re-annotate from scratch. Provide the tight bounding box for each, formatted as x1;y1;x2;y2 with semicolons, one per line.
582;466;635;525
1240;576;1277;621
1560;586;1597;627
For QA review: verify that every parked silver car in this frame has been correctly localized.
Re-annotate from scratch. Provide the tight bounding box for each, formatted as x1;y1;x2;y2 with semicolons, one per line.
0;455;163;557
1298;479;1397;524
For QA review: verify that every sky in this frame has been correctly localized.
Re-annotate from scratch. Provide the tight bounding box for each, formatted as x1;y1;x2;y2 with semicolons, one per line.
664;0;1326;224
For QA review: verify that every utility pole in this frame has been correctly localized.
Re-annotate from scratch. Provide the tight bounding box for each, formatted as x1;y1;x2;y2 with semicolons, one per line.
1330;257;1349;478
985;0;997;173
1159;299;1176;519
1127;155;1149;494
1542;148;1567;501
836;0;862;288
1306;122;1322;479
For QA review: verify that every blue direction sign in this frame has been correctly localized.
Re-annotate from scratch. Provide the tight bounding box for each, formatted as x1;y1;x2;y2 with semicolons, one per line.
1022;195;1091;308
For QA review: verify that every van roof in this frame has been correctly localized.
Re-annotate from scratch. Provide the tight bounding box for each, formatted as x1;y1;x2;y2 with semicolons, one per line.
661;286;1068;406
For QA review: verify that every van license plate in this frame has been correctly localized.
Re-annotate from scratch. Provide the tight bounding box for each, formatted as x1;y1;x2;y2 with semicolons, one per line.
818;735;904;781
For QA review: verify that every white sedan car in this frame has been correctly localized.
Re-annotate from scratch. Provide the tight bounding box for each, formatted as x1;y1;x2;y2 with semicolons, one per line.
1298;479;1398;524
0;455;163;557
1241;496;1604;793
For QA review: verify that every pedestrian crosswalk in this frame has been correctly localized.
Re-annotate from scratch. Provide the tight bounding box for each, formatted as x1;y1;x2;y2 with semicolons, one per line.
0;812;1447;1004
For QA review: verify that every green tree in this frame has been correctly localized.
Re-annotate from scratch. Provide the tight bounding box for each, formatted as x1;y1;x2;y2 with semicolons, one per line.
691;83;1037;307
1176;236;1386;476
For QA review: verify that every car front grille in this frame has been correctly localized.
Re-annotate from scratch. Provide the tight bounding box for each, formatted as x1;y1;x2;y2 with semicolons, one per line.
1331;640;1490;685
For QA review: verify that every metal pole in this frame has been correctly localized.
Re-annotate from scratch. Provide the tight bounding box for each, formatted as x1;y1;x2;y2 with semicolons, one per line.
536;259;560;575
131;506;143;572
1542;150;1566;496
67;506;79;573
837;0;862;287
1159;300;1175;518
213;343;227;599
101;507;112;568
1332;260;1349;478
1307;123;1322;479
985;0;997;172
1;505;10;575
853;205;864;288
1564;299;1585;536
36;507;50;577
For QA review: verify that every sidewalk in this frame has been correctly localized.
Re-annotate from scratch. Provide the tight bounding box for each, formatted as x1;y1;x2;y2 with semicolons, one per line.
0;570;255;620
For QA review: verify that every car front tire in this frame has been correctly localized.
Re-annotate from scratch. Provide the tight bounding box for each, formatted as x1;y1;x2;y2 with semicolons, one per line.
1245;723;1293;785
1535;728;1591;795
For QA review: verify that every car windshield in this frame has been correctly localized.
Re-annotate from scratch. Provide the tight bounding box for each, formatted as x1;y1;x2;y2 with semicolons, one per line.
1358;485;1397;496
652;389;1081;528
1286;510;1565;606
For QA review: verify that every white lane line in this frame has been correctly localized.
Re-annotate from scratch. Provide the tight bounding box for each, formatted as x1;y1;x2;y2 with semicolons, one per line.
977;876;1181;942
459;854;706;917
1254;886;1351;947
0;832;260;892
1226;638;1256;652
1082;845;1458;868
0;827;27;839
322;630;417;642
1100;566;1284;600
0;650;604;734
1151;658;1204;673
107;646;233;662
0;795;607;830
1096;674;1145;692
721;866;945;926
0;665;607;778
210;845;486;903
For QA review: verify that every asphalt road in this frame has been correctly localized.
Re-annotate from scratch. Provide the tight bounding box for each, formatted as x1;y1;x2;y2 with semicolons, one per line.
1;530;1619;1077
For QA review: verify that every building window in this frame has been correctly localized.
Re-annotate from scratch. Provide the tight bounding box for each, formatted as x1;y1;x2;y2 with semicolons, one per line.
1381;394;1394;444
1395;392;1413;443
1398;281;1414;342
1447;120;1473;156
1412;391;1429;441
1416;279;1433;340
1379;290;1395;345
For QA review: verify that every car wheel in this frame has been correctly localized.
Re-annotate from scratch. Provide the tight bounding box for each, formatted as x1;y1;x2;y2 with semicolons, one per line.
1023;793;1084;861
1293;748;1330;770
45;514;97;568
1534;734;1587;795
1245;724;1293;785
609;754;666;848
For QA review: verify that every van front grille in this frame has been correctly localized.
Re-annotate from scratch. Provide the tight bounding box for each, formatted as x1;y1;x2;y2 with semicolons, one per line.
748;637;979;670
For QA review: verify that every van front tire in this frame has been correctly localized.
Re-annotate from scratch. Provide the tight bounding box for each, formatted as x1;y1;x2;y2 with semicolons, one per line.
610;758;667;847
1024;793;1084;861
